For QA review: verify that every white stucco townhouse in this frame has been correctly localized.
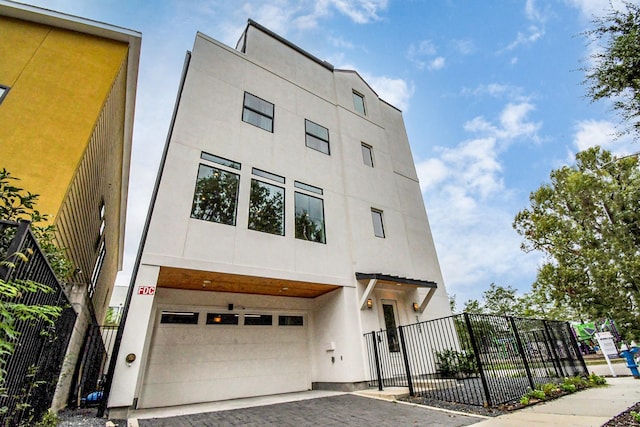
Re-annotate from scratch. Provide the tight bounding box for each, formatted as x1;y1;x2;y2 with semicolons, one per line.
107;20;452;416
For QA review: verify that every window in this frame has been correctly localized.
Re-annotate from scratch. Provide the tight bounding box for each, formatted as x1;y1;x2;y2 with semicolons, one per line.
371;209;385;238
191;164;240;225
248;179;285;235
353;91;366;115
88;240;106;299
305;119;330;155
294;181;323;195
361;143;374;167
161;311;199;325
279;315;304;326
0;85;8;105
244;314;273;326
201;152;241;170
295;191;326;243
242;92;274;132
206;313;239;325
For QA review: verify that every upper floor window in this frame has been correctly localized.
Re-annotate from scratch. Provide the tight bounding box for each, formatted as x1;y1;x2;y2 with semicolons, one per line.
191;160;240;226
305;119;330;155
242;92;274;132
361;143;374;167
371;208;385;238
0;85;9;105
353;91;366;115
249;177;285;236
295;181;326;244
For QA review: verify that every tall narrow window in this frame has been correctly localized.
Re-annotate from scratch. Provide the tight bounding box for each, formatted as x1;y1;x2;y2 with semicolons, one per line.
191;164;240;226
248;179;285;235
353;91;366;115
371;209;385;238
361;143;374;167
295;189;326;244
242;92;274;132
0;85;9;105
305;119;330;155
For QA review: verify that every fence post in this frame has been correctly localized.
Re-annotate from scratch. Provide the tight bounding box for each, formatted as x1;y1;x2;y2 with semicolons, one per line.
371;331;383;391
508;317;535;390
463;313;492;407
398;326;414;396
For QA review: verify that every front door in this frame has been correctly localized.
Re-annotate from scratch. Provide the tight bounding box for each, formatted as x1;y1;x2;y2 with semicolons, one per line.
382;300;400;352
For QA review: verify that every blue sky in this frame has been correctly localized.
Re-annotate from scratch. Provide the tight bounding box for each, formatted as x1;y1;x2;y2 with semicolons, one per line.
25;0;637;305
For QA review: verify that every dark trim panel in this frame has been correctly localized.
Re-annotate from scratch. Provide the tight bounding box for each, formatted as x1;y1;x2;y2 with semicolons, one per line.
355;272;437;288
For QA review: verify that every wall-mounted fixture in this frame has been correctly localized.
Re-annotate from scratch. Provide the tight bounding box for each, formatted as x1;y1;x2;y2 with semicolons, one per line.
412;302;419;312
366;298;373;309
228;303;234;311
125;353;136;367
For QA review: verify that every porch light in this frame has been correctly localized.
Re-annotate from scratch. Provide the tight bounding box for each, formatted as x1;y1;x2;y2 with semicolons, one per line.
412;302;419;312
366;298;373;309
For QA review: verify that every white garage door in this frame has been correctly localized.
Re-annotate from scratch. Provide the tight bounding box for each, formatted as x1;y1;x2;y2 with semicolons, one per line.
138;309;309;408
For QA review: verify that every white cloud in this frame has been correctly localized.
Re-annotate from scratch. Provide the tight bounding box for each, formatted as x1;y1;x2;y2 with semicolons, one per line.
452;39;475;55
363;74;414;111
417;101;542;300
407;39;439;70
502;0;548;52
565;0;627;19
428;56;445;70
572;119;636;156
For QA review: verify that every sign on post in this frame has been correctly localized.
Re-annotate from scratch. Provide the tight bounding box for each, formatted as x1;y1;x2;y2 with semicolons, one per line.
595;331;618;377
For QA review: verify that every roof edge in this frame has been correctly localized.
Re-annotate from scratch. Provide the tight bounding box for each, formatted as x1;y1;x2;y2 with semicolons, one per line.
355;272;437;288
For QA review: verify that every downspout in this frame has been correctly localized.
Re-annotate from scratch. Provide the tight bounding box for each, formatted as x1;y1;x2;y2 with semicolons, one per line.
98;50;192;417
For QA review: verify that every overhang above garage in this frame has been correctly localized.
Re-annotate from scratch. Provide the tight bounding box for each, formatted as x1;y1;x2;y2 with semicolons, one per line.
157;266;341;298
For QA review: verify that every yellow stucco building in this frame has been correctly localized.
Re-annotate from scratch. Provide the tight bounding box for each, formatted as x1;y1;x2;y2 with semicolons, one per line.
0;0;140;409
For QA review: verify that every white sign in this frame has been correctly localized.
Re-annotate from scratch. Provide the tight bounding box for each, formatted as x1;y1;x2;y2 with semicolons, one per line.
595;331;619;377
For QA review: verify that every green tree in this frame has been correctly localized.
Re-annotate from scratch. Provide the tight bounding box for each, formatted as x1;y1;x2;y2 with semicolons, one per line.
462;298;483;314
513;147;640;339
583;1;640;140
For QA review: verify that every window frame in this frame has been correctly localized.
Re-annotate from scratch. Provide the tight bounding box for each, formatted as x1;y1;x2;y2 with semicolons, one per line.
160;311;200;325
304;119;330;155
361;143;374;167
242;92;274;132
190;162;241;226
371;208;385;238
248;178;285;236
353;90;366;115
294;190;326;244
0;85;9;105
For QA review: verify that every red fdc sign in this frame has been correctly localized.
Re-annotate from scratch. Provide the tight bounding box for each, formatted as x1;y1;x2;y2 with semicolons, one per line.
137;286;156;296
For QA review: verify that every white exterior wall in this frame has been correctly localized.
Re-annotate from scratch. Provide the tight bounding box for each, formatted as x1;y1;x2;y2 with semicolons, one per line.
110;23;451;411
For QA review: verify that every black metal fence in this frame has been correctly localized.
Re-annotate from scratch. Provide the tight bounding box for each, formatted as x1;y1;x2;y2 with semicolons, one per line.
0;220;76;426
68;324;118;408
365;313;588;407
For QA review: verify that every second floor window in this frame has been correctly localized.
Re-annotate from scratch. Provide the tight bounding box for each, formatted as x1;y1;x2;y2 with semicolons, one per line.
295;182;326;243
242;92;274;132
191;164;240;226
248;179;285;236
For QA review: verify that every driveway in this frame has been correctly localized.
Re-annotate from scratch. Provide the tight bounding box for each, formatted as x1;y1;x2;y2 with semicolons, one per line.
136;394;483;426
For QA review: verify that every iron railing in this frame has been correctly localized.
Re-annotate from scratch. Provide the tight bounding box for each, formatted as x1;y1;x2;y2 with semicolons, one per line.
365;312;588;407
0;220;76;426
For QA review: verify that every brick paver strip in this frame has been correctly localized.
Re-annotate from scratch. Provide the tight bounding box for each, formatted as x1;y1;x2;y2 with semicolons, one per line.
137;394;481;426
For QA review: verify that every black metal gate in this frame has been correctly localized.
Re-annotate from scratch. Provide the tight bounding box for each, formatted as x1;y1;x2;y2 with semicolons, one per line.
365;313;588;407
0;220;77;426
68;323;118;409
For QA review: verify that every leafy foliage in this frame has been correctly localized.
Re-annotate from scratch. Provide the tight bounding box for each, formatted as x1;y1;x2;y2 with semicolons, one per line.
583;1;640;140
434;349;478;378
513;147;640;339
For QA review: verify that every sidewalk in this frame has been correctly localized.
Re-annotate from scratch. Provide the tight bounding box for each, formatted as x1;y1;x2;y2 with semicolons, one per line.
470;376;640;427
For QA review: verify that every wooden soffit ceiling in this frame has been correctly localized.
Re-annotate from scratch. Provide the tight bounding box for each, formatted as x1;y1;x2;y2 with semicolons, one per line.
157;266;341;298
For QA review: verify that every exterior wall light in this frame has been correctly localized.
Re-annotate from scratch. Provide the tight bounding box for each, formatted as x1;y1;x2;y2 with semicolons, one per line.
412;302;419;312
366;298;373;309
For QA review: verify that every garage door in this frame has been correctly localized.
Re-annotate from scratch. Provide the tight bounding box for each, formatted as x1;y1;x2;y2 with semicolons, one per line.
138;309;309;408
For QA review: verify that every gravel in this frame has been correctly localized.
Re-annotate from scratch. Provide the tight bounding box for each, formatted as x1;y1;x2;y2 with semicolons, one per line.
57;408;125;427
